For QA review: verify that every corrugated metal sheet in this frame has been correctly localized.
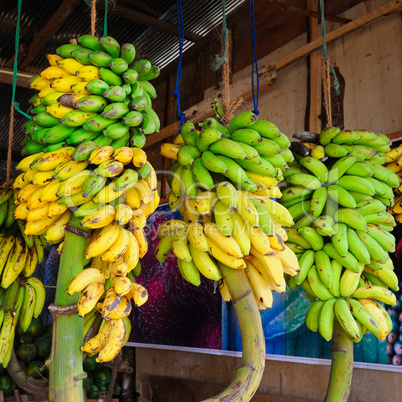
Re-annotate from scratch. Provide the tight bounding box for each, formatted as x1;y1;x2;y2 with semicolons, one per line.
0;0;244;163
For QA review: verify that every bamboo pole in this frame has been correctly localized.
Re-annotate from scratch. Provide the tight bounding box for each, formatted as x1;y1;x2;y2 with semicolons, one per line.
324;320;354;401
201;264;265;401
48;215;89;402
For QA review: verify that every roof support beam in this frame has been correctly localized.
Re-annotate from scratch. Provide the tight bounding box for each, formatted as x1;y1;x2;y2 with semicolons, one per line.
0;67;33;88
98;3;203;43
17;0;82;70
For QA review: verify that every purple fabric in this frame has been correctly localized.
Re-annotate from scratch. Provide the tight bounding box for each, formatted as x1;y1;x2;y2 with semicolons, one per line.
129;205;222;349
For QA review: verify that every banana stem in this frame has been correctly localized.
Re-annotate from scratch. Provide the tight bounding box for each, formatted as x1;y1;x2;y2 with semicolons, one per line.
324;320;354;402
201;265;265;401
49;215;89;402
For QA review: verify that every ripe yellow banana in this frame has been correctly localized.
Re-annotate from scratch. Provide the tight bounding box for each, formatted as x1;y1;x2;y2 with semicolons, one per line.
68;268;106;295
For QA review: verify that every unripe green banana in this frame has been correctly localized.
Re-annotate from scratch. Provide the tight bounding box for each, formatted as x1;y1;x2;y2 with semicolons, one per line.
109;57;129;75
85;79;110;95
120;43;136;64
99;36;121;58
248;119;280;139
319;126;340;146
89;51;113;68
75;95;107;113
77;34;103;51
228;111;257;134
191;158;214;191
66;128;99;144
103;122;130;139
99;67;123;86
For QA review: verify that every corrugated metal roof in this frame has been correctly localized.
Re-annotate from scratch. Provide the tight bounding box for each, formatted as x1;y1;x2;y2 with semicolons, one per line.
0;0;245;164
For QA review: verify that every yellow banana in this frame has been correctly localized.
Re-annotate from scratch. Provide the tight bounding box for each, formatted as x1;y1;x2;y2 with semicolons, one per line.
68;268;106;295
102;227;130;262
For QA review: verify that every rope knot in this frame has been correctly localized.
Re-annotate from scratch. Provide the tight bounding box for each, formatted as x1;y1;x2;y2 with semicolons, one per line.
252;109;259;116
173;90;181;99
179;112;186;123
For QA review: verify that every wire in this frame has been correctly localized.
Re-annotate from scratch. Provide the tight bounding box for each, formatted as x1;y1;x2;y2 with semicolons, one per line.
12;0;31;120
250;0;259;115
174;0;186;132
103;0;108;36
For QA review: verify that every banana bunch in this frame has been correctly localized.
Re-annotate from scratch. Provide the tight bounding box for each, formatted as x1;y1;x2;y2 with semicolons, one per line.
22;34;159;156
0;276;46;368
383;144;402;221
161;111;294;193
68;229;146;363
0;185;46;288
282;127;399;342
12;145;159;247
290;127;391;163
156;179;300;310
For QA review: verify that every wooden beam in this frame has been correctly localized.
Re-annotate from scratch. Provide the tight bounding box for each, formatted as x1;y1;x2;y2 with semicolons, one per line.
275;0;402;71
389;130;402;142
0;68;33;88
99;3;203;43
146;0;402;149
307;0;321;133
18;0;82;70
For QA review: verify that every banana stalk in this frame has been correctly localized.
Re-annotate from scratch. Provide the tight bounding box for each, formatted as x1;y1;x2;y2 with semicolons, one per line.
201;264;265;401
324;320;354;402
49;215;89;402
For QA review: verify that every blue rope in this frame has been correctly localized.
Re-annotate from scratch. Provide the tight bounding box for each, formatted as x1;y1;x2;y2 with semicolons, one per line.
250;0;259;116
320;0;340;95
103;0;108;36
174;0;186;132
211;0;228;71
12;0;31;120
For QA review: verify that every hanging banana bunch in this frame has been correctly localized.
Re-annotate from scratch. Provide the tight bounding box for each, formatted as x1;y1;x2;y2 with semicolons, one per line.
0;185;46;368
158;111;301;310
282;127;399;343
14;34;162;363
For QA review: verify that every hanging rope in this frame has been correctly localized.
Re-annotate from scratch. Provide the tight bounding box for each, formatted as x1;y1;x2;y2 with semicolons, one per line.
8;0;30;180
250;0;259;116
320;0;340;96
322;58;332;128
211;0;229;71
174;0;186;132
103;0;108;36
91;0;97;36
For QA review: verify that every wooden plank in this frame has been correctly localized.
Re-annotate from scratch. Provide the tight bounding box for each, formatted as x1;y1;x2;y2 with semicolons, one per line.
275;0;402;71
0;67;33;88
18;0;82;70
99;3;202;43
389;130;402;142
307;0;321;133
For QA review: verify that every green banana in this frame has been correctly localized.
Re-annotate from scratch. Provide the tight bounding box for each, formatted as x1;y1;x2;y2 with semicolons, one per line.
228;111;257;133
323;243;360;273
201;151;228;174
309;187;327;218
299;156;328;183
85;79;110;95
346;227;371;265
192;158;214;190
216;155;257;192
319;127;340;146
307;265;334;300
248;119;279;139
315;249;333;288
297;227;323;251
